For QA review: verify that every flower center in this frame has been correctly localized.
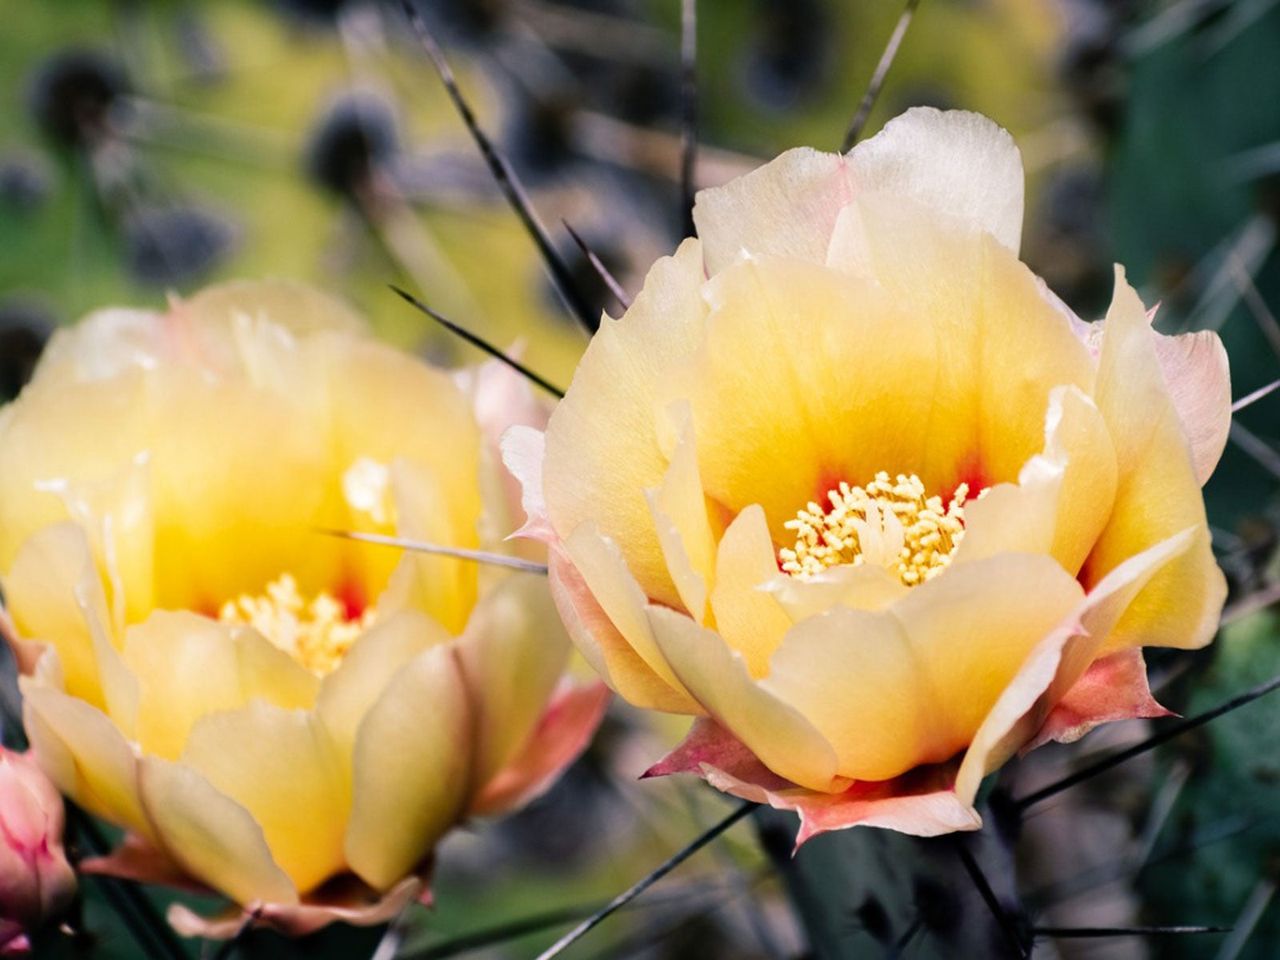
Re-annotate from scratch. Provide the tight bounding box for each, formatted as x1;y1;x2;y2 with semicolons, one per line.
218;574;375;675
779;472;970;586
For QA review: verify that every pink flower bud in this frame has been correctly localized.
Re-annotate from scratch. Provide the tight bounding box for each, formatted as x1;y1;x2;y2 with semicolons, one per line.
0;748;75;950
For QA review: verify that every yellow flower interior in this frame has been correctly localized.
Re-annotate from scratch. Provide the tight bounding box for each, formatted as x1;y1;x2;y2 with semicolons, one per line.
779;472;969;585
219;573;375;675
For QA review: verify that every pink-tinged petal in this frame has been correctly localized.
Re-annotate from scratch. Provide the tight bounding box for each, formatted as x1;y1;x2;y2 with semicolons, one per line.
472;681;610;816
644;720;978;846
1025;648;1173;752
167;874;427;940
1152;329;1232;486
499;426;555;543
79;834;207;894
954;528;1197;804
554;528;701;713
693;148;854;275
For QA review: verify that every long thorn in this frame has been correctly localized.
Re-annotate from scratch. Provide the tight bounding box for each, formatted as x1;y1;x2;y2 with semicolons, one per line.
954;840;1028;959
1015;670;1280;810
841;0;921;151
1035;926;1230;938
533;801;756;960
563;220;631;310
395;0;597;333
389;285;565;398
319;529;550;574
1232;378;1280;412
1214;877;1277;960
678;0;697;237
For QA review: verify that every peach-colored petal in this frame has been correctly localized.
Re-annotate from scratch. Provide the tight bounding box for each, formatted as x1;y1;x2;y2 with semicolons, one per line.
456;575;570;787
180;702;348;896
167;874;426;940
79;833;205;893
954;527;1196;804
547;543;701;714
645;407;716;622
708;506;792;677
344;646;470;892
543;239;708;607
761;565;908;621
1083;269;1226;653
499;425;554;542
1024;648;1173;752
137;757;298;907
763;554;1083;782
1152;329;1231;486
472;681;610;816
646;606;840;792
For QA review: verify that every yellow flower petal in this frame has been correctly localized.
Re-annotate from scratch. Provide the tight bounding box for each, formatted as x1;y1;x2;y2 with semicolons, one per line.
543;239;709;608
180;702;348;895
124;612;319;760
763;554;1083;781
1084;269;1226;652
138;757;297;907
761;564;909;622
1152;329;1231;486
646;605;839;791
344;646;471;891
707;505;792;678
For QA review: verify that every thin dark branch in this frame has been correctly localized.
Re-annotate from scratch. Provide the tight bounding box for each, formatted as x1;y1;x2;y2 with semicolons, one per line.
678;0;697;237
1034;926;1230;938
563;220;631;310
318;528;549;575
953;840;1028;959
841;0;921;151
67;807;189;960
395;0;597;334
389;285;565;398
1014;670;1280;810
532;801;756;960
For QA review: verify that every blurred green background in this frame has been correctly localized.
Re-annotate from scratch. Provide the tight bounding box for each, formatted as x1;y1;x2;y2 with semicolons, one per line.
3;1;1280;958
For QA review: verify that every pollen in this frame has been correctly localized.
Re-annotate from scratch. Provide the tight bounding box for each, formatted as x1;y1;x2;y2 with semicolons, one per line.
219;573;375;675
779;472;970;586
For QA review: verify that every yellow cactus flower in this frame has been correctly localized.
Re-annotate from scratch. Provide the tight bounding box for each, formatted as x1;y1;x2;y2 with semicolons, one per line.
504;108;1229;842
0;281;606;936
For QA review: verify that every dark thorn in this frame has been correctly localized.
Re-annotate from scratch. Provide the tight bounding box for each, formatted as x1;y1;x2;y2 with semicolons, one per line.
563;220;631;311
1034;926;1230;938
389;285;565;398
27;48;129;150
953;839;1029;959
395;0;598;334
678;0;697;237
318;528;550;575
841;0;921;152
209;907;262;960
1013;670;1280;811
305;91;399;198
532;801;756;959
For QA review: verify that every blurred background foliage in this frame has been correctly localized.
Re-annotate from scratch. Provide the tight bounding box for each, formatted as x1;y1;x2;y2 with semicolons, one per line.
3;0;1280;958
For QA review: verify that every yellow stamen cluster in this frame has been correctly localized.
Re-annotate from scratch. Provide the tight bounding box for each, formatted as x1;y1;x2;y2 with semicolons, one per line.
780;472;969;586
219;574;375;675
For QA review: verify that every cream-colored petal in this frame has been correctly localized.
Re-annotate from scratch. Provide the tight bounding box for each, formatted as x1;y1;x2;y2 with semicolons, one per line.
499;425;554;542
1152;329;1231;486
547;544;702;714
138;757;297;906
543;239;708;607
456;575;570;787
1083;269;1226;652
124;612;319;760
849;107;1024;253
20;684;153;841
560;523;695;702
4;524;110;708
181;703;347;895
708;505;792;677
646;606;838;791
955;528;1195;803
345;646;471;891
764;554;1083;782
316;610;450;760
761;565;909;622
644;407;716;622
693;148;855;275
